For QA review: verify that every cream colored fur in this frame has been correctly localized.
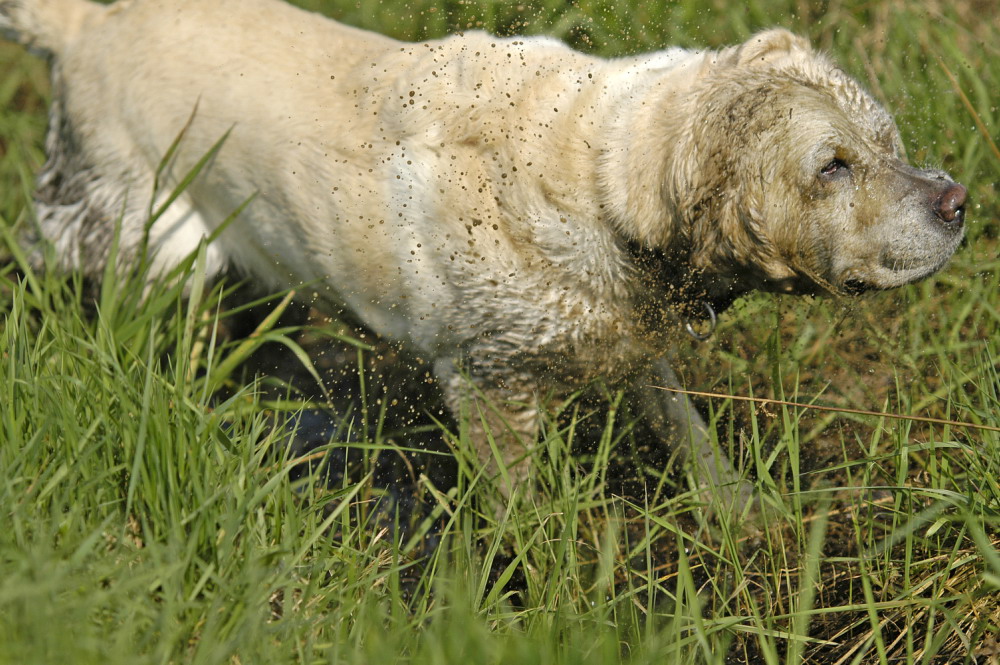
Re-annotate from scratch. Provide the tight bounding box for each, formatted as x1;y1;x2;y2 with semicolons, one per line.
1;0;966;509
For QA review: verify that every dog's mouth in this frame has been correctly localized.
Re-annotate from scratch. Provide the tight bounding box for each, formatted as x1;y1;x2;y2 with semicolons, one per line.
837;254;952;296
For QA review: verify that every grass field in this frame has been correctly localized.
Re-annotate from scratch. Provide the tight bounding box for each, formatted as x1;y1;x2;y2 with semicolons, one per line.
1;0;999;663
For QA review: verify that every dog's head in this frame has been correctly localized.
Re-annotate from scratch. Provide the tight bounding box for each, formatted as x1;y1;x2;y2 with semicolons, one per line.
657;29;966;299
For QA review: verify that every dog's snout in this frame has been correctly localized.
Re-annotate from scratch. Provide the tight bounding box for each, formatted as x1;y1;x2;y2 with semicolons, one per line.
934;182;967;224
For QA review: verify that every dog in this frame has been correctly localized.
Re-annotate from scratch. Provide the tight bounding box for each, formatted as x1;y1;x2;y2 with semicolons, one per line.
0;0;966;509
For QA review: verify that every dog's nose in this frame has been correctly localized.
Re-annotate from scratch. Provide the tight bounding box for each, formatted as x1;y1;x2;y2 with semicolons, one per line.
935;183;967;224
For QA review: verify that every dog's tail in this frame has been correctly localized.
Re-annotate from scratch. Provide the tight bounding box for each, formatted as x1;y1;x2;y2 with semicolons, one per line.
0;0;104;57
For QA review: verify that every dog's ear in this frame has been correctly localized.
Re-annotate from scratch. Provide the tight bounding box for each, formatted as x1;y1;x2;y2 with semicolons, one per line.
733;29;811;67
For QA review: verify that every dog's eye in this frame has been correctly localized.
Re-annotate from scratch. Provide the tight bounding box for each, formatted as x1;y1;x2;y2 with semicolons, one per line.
820;158;849;177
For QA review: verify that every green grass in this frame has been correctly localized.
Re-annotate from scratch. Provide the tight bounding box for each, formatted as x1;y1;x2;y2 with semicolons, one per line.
1;1;999;663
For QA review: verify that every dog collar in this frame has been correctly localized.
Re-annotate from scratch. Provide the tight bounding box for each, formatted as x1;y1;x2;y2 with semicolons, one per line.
684;301;717;341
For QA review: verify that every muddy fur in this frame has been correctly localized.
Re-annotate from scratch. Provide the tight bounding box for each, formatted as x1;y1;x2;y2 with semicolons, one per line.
0;0;966;508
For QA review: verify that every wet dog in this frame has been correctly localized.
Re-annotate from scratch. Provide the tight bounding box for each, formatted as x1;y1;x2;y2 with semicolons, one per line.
1;0;966;508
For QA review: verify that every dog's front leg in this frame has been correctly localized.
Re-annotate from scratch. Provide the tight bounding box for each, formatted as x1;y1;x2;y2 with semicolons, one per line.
636;358;755;512
435;358;539;501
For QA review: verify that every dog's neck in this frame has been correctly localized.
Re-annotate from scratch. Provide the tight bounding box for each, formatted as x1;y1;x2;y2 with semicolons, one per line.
623;239;748;324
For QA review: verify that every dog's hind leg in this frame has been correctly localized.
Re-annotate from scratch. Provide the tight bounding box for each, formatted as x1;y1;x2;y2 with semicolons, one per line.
0;0;104;58
26;89;227;284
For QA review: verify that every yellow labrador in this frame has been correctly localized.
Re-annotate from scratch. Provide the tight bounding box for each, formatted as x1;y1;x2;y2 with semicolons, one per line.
1;0;966;508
